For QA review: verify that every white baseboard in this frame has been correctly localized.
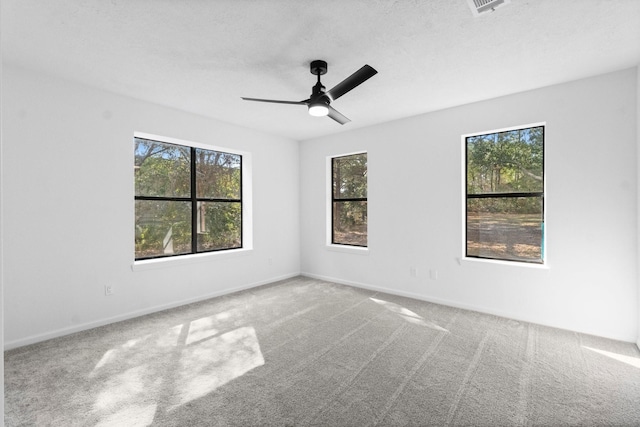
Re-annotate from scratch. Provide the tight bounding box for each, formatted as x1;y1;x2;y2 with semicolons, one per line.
301;271;508;316
8;271;635;350
5;272;300;351
301;272;637;344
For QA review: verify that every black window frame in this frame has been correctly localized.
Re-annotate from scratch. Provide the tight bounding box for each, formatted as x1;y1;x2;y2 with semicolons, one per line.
134;137;242;261
331;152;368;247
465;125;545;264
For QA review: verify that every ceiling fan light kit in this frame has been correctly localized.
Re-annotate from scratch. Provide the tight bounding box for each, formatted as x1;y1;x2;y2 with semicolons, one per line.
242;59;377;125
308;101;329;117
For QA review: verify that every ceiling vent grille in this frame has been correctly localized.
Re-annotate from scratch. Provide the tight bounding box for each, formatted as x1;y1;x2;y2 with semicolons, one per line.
467;0;510;17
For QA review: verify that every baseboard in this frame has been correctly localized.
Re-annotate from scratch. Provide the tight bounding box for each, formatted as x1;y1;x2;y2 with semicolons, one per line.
4;272;300;351
301;272;637;344
301;272;517;319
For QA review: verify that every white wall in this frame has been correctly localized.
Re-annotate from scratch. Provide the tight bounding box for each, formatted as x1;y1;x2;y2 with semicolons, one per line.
1;64;300;349
300;68;639;342
2;64;638;350
1;59;5;426
637;65;640;349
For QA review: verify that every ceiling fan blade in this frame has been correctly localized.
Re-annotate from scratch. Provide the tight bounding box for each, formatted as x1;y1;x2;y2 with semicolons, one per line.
241;97;307;105
327;105;351;125
326;65;377;101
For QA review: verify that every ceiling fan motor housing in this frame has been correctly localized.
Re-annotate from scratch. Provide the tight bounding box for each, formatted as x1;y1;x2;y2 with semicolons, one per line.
310;60;327;76
312;82;327;98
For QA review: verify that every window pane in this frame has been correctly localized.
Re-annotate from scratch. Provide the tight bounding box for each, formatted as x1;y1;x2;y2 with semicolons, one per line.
333;201;367;246
135;139;191;197
135;200;192;259
333;153;367;199
196;202;242;251
466;197;543;263
196;149;241;200
467;126;543;195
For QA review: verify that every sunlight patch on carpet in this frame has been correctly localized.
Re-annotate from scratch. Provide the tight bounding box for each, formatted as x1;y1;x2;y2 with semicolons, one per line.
88;315;263;424
370;297;449;332
583;346;640;369
94;403;157;427
170;325;265;410
184;316;220;345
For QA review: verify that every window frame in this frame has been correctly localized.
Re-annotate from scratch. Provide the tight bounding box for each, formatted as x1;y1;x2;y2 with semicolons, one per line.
463;124;546;265
134;133;250;262
329;151;368;248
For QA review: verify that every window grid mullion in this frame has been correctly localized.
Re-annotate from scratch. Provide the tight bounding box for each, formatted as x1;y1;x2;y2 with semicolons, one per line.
467;192;543;199
196;198;242;203
134;196;191;202
332;197;367;202
191;147;198;254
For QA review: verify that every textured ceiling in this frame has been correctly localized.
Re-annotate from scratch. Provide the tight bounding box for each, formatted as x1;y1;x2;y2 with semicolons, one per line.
2;0;639;141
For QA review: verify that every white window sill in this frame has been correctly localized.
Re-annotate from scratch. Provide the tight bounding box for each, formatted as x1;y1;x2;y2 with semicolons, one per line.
132;248;253;271
326;245;369;255
459;256;549;269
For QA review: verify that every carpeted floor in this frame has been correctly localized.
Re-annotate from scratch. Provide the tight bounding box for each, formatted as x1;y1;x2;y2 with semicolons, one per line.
5;276;640;426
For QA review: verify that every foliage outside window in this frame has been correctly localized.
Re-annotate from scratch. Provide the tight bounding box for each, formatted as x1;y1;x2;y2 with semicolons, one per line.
134;137;242;260
466;126;544;263
332;153;367;247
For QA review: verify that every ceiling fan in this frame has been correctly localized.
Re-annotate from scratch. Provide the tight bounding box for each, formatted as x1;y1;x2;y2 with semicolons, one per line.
241;60;377;125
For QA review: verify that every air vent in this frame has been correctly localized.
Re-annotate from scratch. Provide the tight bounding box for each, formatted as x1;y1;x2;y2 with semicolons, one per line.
467;0;510;17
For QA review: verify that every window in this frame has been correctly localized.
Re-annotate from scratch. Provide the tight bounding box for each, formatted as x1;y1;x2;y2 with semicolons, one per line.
465;125;544;263
332;152;367;247
134;137;242;260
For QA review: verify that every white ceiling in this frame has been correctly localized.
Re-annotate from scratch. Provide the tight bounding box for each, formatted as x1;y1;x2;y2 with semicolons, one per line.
2;0;639;141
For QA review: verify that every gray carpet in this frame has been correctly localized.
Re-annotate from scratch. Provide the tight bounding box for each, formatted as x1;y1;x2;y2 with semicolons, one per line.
5;276;640;426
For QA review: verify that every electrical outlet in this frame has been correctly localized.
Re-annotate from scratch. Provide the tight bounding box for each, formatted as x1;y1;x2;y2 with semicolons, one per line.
409;266;417;277
105;285;114;296
430;269;438;280
268;258;273;266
